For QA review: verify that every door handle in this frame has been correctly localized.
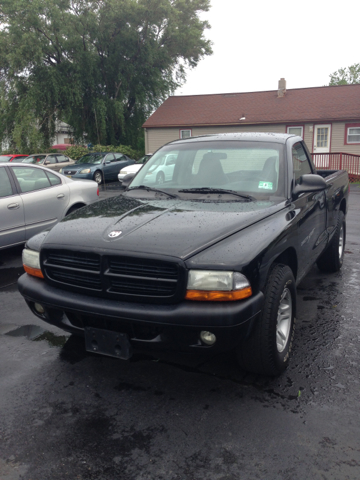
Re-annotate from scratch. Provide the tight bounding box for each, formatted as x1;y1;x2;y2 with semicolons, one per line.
57;194;65;199
7;203;20;210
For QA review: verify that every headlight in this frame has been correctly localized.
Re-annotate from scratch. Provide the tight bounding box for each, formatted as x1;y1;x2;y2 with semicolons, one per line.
59;168;63;173
186;270;252;301
22;249;44;279
80;168;91;174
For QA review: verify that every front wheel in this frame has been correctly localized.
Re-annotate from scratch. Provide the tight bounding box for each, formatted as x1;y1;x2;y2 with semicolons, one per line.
156;171;165;184
237;264;296;376
317;211;345;273
93;170;103;185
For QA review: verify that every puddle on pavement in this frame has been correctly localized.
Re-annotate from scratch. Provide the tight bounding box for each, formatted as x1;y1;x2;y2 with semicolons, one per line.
4;324;68;347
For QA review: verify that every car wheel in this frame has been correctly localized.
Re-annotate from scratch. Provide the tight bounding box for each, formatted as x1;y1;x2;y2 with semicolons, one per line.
65;205;84;216
316;211;345;273
156;171;165;184
93;171;103;185
237;264;296;376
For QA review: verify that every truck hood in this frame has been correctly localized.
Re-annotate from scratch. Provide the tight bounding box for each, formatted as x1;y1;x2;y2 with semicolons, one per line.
42;195;286;260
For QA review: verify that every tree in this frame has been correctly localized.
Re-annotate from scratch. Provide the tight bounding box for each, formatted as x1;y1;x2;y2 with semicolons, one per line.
0;0;212;151
329;63;360;86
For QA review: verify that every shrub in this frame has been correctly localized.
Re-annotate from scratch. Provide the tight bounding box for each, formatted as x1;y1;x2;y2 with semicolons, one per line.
90;144;142;160
63;144;142;161
63;145;89;160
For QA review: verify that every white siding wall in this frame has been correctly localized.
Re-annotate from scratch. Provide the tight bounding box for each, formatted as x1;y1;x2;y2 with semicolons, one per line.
146;125;286;153
330;122;360;155
145;122;360;156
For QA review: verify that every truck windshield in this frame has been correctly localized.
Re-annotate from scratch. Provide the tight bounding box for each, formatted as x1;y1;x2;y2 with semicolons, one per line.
129;140;285;198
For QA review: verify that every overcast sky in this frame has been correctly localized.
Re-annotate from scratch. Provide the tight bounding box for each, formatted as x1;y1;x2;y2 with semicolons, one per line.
175;0;359;96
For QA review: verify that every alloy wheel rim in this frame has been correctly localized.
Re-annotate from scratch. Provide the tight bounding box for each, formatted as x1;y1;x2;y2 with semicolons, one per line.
276;287;292;353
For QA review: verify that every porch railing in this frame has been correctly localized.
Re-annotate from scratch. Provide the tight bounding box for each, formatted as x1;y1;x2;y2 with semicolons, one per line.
312;152;360;182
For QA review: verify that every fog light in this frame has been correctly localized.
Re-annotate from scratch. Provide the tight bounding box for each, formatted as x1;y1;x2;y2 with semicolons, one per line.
200;331;216;346
34;303;45;314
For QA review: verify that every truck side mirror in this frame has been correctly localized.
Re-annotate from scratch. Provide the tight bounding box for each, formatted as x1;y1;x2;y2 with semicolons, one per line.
292;174;327;199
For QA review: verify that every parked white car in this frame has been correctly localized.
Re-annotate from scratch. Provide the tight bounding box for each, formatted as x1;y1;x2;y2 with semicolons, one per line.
0;163;99;250
118;154;152;183
143;153;177;184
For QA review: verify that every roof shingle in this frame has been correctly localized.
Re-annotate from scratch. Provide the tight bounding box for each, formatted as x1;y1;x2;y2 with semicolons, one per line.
143;84;360;128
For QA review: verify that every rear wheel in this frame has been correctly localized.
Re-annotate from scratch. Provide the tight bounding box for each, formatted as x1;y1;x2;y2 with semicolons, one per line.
65;205;84;216
93;170;103;185
237;264;296;376
317;211;345;273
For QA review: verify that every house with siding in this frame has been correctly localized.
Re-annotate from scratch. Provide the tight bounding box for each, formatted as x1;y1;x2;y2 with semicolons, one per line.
143;80;360;161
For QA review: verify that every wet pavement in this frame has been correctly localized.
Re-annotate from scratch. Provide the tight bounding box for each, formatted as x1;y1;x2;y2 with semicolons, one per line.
1;183;360;479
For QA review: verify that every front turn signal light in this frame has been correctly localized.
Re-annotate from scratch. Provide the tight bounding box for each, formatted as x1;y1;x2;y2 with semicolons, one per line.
185;286;252;302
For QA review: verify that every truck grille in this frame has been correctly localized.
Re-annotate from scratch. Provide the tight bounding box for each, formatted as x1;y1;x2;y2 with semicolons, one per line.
41;249;185;304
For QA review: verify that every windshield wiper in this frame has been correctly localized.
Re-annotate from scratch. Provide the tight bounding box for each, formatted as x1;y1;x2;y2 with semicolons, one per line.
178;188;254;201
127;185;178;198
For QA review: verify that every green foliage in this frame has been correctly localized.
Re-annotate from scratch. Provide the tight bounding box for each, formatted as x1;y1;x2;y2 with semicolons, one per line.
0;0;212;151
329;63;360;85
61;145;89;160
90;144;141;160
64;144;141;160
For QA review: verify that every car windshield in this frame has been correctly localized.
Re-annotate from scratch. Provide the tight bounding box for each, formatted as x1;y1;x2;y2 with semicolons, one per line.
0;155;11;162
128;140;285;199
22;155;46;164
75;153;104;165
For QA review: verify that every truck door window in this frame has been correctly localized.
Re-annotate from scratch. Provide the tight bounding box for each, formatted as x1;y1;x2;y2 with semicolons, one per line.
292;143;312;184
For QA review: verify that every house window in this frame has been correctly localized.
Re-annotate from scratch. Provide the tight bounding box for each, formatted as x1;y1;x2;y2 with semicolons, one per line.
345;123;360;144
287;126;304;138
180;129;191;139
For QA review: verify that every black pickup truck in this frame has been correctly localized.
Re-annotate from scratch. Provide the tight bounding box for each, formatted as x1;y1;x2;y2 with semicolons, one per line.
18;133;349;375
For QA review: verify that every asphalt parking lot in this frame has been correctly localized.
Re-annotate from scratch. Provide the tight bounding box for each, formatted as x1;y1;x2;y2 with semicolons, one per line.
1;183;360;480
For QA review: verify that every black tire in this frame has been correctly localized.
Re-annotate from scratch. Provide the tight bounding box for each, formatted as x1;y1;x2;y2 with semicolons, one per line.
93;170;103;185
65;205;83;216
317;211;345;273
156;171;165;184
237;264;296;376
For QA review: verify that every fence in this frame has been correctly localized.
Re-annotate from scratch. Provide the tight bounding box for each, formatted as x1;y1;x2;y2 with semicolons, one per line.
312;152;360;182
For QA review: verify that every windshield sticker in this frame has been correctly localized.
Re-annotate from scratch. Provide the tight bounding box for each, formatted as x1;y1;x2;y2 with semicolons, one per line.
258;181;273;190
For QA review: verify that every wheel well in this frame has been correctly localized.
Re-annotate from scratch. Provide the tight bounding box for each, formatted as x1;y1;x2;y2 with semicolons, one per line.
273;248;298;281
66;203;86;215
340;198;346;215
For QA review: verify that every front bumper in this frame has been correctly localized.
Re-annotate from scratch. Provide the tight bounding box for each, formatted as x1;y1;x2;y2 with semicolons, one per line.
18;273;264;356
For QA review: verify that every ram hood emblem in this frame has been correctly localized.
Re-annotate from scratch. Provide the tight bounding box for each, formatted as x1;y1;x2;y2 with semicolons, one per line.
108;230;122;238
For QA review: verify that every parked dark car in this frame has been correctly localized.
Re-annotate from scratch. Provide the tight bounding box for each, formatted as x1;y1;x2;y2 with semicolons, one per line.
18;133;349;376
59;152;135;185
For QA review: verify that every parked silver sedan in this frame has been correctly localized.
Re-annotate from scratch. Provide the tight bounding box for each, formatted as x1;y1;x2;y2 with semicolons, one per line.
20;153;75;171
0;163;99;250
